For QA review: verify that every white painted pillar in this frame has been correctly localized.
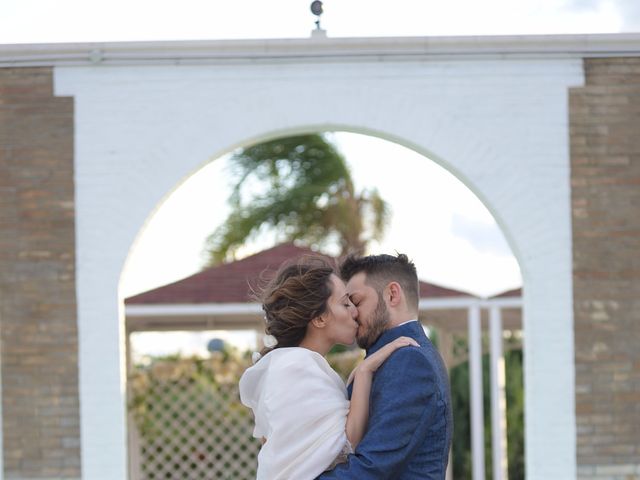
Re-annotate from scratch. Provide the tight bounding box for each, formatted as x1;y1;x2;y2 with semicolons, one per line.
125;331;142;480
438;328;454;480
468;304;485;480
490;306;509;480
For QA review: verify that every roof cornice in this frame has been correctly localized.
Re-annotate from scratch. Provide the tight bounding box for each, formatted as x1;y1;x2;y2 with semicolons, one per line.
1;33;640;67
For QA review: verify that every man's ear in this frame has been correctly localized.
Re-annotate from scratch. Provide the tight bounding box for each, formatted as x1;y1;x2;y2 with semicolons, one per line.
387;282;403;307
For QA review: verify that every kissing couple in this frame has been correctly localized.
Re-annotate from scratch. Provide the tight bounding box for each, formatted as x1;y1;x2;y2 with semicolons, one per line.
240;252;453;479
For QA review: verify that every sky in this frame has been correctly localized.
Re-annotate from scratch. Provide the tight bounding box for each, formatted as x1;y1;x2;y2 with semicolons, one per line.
3;0;635;356
0;0;638;44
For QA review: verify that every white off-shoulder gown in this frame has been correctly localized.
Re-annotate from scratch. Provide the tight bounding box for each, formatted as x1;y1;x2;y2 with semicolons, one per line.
239;347;352;480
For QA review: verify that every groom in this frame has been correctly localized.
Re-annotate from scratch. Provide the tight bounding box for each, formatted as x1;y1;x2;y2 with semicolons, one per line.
317;253;453;479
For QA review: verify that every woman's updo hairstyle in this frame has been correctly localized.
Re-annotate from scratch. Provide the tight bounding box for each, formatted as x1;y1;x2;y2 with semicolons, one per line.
258;257;335;356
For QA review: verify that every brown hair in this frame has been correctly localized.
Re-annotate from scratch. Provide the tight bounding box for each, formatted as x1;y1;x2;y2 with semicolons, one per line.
258;257;335;356
339;253;419;311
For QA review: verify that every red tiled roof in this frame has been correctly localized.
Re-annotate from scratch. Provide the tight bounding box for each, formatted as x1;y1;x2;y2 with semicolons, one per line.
419;281;474;298
125;243;474;305
490;287;523;298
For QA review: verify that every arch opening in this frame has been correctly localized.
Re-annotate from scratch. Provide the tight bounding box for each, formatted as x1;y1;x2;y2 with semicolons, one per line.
120;127;525;480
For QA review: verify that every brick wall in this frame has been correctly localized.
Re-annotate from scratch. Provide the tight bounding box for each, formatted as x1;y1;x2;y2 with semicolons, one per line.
0;68;81;479
571;58;640;479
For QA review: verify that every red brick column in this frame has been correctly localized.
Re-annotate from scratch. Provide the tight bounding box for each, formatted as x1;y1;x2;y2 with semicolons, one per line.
0;68;81;479
570;58;640;478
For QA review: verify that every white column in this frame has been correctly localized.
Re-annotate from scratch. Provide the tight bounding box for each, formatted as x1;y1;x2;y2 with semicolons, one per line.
468;304;485;480
125;331;142;480
438;329;454;480
490;306;509;480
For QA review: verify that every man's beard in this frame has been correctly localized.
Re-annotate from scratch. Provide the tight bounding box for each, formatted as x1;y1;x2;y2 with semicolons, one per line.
356;293;390;350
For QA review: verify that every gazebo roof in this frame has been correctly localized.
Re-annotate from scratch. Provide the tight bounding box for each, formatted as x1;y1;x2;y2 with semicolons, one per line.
125;243;474;305
490;287;522;298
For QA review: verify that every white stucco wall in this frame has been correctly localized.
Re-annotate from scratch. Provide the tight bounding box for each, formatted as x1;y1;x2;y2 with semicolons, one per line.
52;38;585;479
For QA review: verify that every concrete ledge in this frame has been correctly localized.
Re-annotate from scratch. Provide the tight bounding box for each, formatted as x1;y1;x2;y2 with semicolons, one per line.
1;33;640;66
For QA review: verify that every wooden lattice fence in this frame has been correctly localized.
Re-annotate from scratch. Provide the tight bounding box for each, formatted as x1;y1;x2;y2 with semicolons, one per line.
127;349;363;479
128;353;260;480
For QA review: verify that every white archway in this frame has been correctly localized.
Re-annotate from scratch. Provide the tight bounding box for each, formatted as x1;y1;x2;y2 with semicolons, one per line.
54;41;581;479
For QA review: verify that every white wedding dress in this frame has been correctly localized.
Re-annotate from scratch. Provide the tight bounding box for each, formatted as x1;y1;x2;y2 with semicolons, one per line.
239;347;352;479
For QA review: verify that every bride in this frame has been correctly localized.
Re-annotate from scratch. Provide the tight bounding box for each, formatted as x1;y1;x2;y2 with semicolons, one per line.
239;258;416;479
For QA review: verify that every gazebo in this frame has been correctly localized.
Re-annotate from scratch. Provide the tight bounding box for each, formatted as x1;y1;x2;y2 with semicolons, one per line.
125;242;482;334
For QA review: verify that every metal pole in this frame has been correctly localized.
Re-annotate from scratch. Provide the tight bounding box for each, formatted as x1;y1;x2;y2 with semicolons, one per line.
468;304;485;480
490;306;509;480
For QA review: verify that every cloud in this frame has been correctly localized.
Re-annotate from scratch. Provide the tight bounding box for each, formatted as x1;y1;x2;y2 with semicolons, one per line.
563;0;640;30
450;213;512;257
563;0;604;12
616;0;640;29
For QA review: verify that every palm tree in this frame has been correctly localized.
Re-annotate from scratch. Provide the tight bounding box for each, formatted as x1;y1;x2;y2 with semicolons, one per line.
204;134;390;265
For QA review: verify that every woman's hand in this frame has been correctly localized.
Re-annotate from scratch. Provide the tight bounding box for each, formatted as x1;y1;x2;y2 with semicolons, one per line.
344;336;420;448
347;336;418;385
360;336;419;373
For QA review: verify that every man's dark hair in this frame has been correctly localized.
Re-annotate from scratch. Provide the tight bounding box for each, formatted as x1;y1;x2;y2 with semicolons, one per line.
340;253;419;311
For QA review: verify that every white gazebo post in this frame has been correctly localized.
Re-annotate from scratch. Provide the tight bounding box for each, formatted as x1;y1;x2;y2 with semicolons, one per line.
468;303;485;480
489;305;509;480
437;327;454;480
125;329;142;480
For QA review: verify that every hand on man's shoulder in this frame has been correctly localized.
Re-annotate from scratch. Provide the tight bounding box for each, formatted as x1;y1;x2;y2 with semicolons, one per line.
376;342;433;374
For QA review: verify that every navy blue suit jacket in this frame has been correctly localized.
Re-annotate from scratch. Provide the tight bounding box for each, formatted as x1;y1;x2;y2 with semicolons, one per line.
317;321;452;479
